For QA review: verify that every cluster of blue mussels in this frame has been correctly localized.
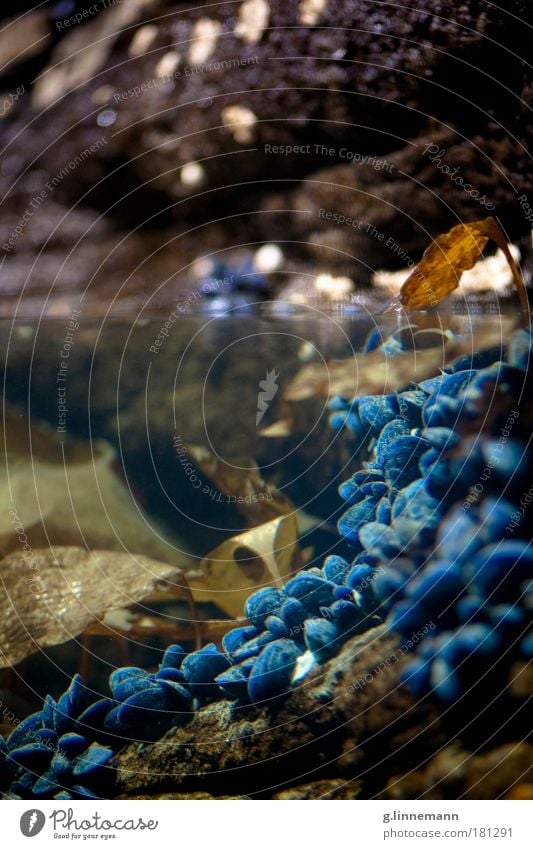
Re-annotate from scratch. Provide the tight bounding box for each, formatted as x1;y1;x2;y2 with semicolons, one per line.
1;324;531;799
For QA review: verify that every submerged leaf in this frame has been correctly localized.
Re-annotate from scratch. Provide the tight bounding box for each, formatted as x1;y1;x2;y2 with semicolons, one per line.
258;420;292;438
0;408;187;565
183;444;293;524
187;515;299;619
0;547;182;667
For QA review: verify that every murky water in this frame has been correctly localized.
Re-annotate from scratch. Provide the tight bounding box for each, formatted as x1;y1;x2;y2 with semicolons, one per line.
0;301;518;701
0;297;530;805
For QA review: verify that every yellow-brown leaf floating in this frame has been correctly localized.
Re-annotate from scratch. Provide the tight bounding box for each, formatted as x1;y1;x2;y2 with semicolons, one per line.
0;547;183;667
399;216;528;314
187;514;299;620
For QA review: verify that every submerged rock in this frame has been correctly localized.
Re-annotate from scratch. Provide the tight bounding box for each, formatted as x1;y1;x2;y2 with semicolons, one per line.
113;626;425;799
0;409;186;564
385;742;533;800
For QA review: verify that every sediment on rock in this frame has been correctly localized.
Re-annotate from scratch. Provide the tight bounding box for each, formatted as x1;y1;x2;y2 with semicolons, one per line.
114;626;446;799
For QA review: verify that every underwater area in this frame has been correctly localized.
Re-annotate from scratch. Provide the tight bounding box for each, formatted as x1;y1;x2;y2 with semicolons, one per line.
0;0;531;815
0;302;531;801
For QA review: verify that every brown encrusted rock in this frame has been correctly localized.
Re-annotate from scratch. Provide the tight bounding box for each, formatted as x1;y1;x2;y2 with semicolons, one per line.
464;744;533;800
21;0;530;211
385;742;533;800
273;778;361;799
113;625;446;799
117;792;249;799
0;545;185;668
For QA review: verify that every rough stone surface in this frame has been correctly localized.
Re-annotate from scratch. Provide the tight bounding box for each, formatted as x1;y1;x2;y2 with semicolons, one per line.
113;626;447;799
110;620;530;799
385;743;533;800
273;778;361;799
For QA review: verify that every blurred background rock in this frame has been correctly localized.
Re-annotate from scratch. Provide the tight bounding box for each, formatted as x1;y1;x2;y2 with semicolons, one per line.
0;0;531;315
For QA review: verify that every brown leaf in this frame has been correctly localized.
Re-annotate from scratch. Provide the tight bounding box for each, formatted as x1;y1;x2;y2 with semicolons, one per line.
0;547;182;668
184;444;293;524
400;217;527;312
187;514;299;619
475;218;529;317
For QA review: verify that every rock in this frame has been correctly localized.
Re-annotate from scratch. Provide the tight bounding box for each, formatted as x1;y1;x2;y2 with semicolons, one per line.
0;12;50;75
113;626;445;798
385;744;466;799
463;744;533;799
505;784;533;800
0;407;187;564
385;742;533;799
273;779;361;799
288;129;529;274
509;661;533;698
112;609;530;798
1;1;531;311
117;792;249;799
32;1;161;110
